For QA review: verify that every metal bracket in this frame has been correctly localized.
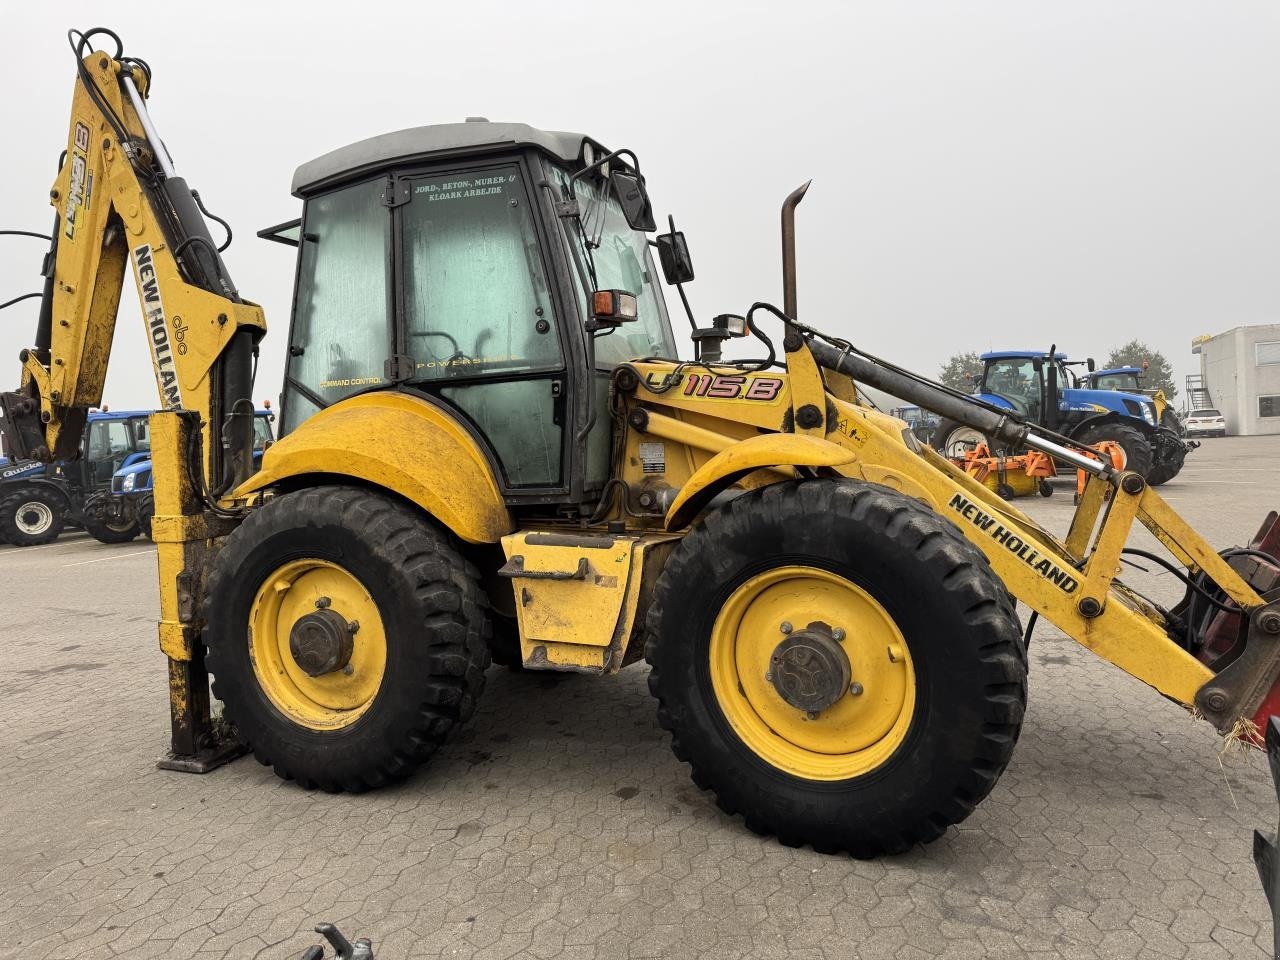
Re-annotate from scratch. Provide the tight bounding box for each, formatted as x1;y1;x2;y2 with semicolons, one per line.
380;177;412;208
1195;594;1280;731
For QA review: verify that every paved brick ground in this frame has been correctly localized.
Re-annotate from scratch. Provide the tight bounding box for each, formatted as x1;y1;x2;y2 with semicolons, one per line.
1;436;1277;959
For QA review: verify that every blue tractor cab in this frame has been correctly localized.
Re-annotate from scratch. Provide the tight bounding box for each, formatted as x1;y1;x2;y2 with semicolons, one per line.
931;348;1192;485
0;409;154;546
99;410;275;539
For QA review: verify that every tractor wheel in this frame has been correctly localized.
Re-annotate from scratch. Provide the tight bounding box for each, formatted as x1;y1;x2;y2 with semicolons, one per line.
80;494;141;544
645;479;1026;857
204;485;491;792
0;485;66;546
930;418;996;459
1145;448;1186;487
1160;408;1185;437
1074;422;1153;478
137;494;155;540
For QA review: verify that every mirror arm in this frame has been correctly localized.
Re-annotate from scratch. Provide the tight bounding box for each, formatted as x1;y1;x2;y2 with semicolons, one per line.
664;217;697;330
566;147;642;196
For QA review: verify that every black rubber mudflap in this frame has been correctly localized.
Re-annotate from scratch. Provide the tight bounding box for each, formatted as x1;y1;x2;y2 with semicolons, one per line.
1253;714;1280;959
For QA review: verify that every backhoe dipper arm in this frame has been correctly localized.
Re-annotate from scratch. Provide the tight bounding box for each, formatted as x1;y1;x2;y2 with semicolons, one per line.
0;28;264;495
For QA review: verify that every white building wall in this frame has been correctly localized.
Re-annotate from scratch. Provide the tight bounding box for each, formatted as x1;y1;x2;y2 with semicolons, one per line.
1197;323;1280;436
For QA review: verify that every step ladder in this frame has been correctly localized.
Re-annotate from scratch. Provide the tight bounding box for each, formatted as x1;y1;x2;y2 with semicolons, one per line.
1186;375;1213;411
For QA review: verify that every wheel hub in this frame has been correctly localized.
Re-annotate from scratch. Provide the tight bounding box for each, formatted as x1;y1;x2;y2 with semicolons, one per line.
16;501;53;535
767;626;852;714
288;607;356;677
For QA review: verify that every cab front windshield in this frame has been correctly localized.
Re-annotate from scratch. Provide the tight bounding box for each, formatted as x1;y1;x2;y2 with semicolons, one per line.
556;168;677;366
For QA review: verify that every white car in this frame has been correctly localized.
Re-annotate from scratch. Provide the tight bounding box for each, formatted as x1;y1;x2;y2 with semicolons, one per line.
1184;408;1227;437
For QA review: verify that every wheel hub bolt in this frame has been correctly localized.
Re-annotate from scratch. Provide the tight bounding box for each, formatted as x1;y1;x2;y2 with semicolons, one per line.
831;628;845;642
780;621;793;635
849;682;864;696
1260;612;1280;635
315;596;332;609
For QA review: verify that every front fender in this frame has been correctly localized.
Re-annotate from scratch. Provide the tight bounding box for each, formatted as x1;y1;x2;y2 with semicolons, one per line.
664;433;856;531
233;391;513;544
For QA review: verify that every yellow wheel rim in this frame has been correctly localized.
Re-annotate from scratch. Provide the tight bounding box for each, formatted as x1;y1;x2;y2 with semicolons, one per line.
248;558;387;730
709;565;916;781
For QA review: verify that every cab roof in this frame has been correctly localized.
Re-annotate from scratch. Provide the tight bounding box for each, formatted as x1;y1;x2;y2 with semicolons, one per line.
980;350;1068;361
87;409;151;421
292;120;608;197
1090;367;1142;377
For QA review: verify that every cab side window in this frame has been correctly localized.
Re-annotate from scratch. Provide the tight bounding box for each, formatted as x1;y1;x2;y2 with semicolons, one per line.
402;166;561;380
283;179;391;435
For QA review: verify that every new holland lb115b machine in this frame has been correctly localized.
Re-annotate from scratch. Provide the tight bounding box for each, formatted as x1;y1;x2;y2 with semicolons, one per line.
3;28;1280;857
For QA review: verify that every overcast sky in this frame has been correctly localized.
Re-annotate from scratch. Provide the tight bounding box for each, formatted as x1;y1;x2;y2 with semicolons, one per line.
2;1;1277;412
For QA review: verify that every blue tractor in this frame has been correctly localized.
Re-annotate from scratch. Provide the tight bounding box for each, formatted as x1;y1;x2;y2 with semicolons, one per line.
0;409;153;545
930;349;1193;485
100;410;275;539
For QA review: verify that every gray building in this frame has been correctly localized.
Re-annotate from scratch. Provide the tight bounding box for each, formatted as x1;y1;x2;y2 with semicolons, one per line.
1191;323;1280;436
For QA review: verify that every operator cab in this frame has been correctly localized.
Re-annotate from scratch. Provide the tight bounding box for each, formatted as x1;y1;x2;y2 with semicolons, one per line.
261;121;684;509
977;350;1071;423
1085;367;1146;392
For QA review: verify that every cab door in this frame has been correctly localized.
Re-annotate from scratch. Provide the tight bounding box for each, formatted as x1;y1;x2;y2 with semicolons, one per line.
393;160;569;498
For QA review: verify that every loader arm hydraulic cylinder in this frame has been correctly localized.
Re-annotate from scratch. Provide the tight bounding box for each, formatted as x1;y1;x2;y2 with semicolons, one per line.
805;338;1108;476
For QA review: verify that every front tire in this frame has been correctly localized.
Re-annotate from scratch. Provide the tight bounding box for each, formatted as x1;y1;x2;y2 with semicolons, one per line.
204;485;491;791
81;493;141;544
0;485;66;546
646;480;1026;857
1074;421;1154;478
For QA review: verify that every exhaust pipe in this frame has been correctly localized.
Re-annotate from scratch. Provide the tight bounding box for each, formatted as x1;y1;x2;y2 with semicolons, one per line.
781;181;810;320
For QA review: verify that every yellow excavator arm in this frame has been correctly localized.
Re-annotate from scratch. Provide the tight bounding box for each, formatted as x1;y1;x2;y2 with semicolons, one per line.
1;28;264;494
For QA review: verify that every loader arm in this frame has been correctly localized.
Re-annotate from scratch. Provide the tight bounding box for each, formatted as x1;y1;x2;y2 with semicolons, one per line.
0;29;267;771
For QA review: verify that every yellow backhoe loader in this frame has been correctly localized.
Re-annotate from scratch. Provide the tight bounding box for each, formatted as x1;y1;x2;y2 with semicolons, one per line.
4;28;1280;857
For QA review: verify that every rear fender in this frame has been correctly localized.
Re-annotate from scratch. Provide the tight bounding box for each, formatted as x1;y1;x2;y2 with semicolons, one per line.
0;476;73;508
233;392;513;545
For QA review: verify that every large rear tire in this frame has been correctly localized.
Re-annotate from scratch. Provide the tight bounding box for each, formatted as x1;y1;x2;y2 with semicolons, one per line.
645;479;1026;857
0;485;66;547
930;418;998;459
204;485;491;791
1074;421;1154;478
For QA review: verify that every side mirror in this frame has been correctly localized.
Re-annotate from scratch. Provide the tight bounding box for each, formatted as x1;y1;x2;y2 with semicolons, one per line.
1087;358;1096;372
611;171;656;232
655;231;695;285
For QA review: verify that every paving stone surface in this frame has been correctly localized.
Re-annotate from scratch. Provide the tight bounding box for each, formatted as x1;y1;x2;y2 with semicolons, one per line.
1;435;1277;959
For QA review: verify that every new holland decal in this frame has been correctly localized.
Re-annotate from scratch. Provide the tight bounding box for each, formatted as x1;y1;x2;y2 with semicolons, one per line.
947;492;1079;593
132;244;182;409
